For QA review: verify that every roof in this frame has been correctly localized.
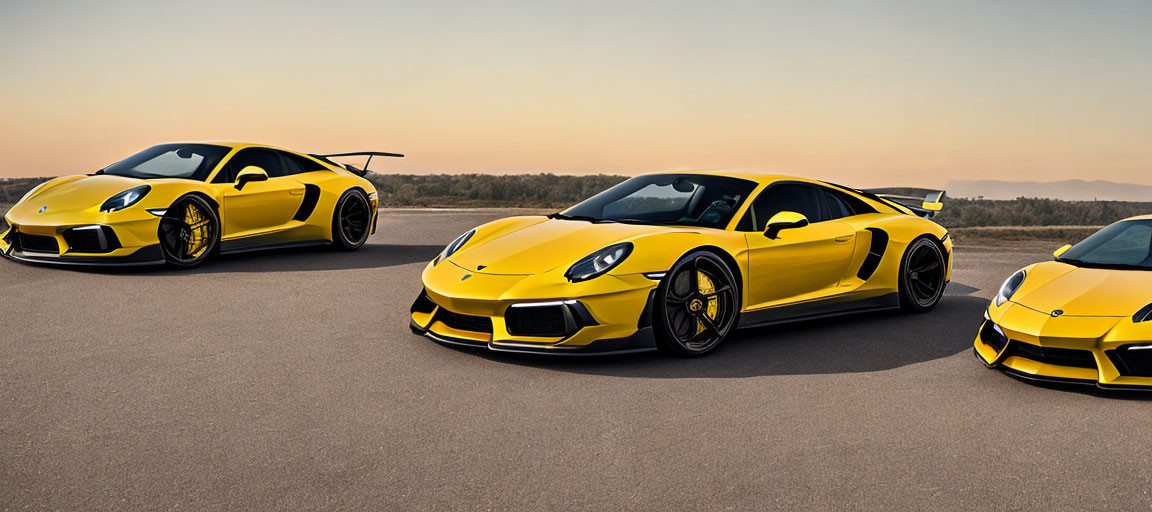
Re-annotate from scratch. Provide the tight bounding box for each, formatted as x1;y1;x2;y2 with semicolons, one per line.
638;169;818;186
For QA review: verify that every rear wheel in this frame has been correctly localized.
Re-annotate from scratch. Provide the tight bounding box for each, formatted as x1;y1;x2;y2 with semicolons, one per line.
655;251;740;357
899;237;946;312
158;195;219;268
332;189;371;251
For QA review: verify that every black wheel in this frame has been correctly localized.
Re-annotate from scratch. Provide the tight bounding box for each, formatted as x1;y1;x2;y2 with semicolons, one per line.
899;237;947;312
655;251;740;357
332;189;371;251
158;195;219;268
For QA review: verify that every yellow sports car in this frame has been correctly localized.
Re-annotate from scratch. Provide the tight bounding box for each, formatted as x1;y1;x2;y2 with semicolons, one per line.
975;216;1152;389
1;142;397;268
410;171;953;356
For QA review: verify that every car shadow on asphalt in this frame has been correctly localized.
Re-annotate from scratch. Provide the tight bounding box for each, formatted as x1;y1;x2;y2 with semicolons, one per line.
72;243;442;275
449;294;993;379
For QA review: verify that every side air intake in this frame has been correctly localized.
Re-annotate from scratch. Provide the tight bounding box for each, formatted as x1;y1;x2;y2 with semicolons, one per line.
856;228;889;281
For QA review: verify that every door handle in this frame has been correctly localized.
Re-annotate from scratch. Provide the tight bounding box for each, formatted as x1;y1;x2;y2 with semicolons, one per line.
289;188;305;196
834;236;852;243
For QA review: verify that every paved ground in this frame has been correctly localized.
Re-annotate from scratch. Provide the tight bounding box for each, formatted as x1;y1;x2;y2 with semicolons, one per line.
1;209;1149;511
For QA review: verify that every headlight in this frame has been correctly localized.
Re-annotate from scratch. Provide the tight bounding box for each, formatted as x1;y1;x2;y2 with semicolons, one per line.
566;242;633;282
100;185;150;212
17;181;52;204
995;269;1026;307
368;191;379;202
437;229;475;264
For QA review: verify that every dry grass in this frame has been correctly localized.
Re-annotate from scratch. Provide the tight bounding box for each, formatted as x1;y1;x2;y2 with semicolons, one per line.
949;225;1099;247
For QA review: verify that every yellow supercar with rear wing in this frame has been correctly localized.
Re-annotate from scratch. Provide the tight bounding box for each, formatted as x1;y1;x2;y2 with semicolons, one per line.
1;142;399;268
411;171;952;356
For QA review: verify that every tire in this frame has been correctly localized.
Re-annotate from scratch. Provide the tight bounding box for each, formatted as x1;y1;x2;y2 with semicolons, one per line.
654;251;741;357
898;236;947;312
157;195;220;268
332;189;372;251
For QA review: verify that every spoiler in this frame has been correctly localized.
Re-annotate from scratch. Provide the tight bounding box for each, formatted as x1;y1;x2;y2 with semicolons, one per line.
310;151;404;177
861;188;946;219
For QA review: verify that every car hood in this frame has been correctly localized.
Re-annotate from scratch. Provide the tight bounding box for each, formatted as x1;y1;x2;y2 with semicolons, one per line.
11;175;148;216
448;219;674;276
1012;261;1152;317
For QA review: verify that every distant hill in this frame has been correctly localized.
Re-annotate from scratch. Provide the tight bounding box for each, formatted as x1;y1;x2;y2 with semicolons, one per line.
946;179;1152;201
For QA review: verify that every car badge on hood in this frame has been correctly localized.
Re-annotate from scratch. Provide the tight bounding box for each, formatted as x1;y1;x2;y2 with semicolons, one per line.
1051;310;1064;317
37;206;47;213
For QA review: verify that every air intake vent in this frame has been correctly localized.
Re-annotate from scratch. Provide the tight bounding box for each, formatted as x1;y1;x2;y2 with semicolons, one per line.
979;321;1008;353
17;233;59;254
63;225;120;254
1004;342;1097;369
410;290;437;314
1134;303;1152;323
435;309;493;334
505;301;597;337
856;228;889;280
1107;345;1152;377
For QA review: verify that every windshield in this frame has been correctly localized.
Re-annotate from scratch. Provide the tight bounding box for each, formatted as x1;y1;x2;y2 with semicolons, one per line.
1059;219;1152;270
101;143;230;181
561;174;757;229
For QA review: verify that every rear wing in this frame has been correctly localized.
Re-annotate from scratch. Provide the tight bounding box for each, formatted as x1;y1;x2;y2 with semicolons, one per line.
310;151;404;177
861;188;946;219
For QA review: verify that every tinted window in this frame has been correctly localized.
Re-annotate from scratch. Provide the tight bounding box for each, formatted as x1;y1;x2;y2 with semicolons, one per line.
281;153;306;176
102;143;229;181
562;174;757;229
1060;220;1152;270
823;189;854;220
215;148;287;183
738;183;826;232
279;151;327;175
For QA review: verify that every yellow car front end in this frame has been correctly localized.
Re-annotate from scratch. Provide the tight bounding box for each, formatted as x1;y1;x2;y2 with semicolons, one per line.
975;301;1152;389
1;176;174;266
409;216;705;355
411;260;661;355
975;216;1152;389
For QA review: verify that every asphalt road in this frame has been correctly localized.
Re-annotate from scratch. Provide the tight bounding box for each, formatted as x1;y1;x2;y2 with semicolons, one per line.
2;209;1149;510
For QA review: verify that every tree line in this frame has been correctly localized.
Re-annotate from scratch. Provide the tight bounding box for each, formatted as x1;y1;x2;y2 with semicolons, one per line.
2;174;1149;228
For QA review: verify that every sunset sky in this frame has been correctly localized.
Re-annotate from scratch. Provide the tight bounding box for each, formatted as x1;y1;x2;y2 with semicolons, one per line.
0;0;1149;187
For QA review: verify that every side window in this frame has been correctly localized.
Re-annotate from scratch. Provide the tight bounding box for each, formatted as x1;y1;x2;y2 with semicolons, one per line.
280;153;307;176
737;184;826;232
214;148;287;183
279;152;327;175
822;189;854;220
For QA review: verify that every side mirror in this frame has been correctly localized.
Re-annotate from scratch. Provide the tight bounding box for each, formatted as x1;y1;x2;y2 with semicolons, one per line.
1053;244;1072;259
235;166;268;190
764;211;809;239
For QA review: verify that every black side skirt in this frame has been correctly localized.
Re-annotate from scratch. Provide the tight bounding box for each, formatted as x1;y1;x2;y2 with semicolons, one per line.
737;293;901;329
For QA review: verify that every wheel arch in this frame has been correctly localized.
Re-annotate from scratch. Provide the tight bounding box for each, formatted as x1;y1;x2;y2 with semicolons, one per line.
689;245;744;293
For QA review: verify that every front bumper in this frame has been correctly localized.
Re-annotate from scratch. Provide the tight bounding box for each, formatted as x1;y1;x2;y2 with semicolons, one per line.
1;209;165;267
409;261;660;355
973;302;1152;389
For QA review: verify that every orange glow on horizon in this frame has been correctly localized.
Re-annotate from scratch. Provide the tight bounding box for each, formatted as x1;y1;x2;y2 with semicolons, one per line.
0;1;1148;189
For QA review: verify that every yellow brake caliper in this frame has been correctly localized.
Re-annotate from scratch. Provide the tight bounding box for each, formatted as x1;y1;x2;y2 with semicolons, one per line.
695;271;718;335
184;204;209;258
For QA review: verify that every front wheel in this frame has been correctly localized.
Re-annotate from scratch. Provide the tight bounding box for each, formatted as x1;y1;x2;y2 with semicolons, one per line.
899;237;947;312
158;195;220;268
332;189;372;251
654;251;740;357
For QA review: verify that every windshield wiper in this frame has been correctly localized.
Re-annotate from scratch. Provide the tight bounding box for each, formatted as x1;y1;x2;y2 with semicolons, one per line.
547;213;604;222
1058;257;1149;271
610;218;675;226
